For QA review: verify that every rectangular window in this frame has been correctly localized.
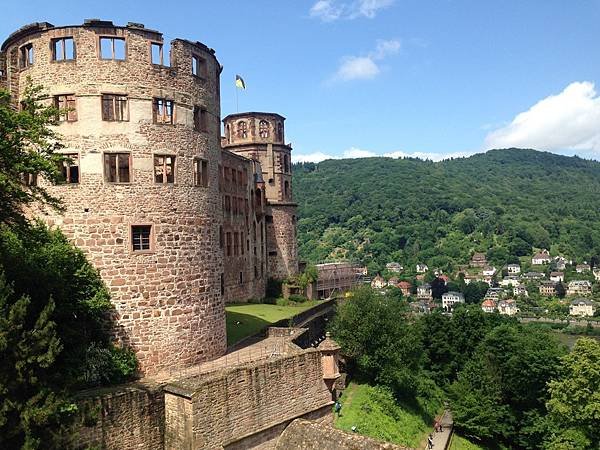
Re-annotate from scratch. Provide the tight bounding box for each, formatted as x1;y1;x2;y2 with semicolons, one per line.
219;226;223;249
20;43;34;68
194;106;208;132
100;37;126;60
59;153;80;184
192;55;207;77
154;155;176;184
153;98;174;124
52;37;75;61
226;232;232;256
104;153;131;183
54;94;77;122
234;232;239;256
150;42;163;65
231;169;237;186
241;232;245;255
131;225;151;252
224;195;231;213
193;158;208;187
101;94;128;121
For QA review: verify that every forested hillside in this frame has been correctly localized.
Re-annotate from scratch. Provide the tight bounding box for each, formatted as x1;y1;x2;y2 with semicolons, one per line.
293;149;600;272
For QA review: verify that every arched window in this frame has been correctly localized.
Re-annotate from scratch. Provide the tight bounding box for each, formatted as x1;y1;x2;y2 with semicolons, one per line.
284;180;290;199
237;121;248;138
276;122;283;141
284;154;290;173
259;120;269;138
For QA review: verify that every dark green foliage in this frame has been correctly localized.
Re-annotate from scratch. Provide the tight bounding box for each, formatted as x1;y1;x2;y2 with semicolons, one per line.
449;325;567;449
462;282;489;304
331;287;423;396
293;150;600;268
287;294;308;303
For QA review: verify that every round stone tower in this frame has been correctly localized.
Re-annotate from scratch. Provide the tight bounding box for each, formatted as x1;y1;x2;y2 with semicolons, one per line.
0;20;226;375
222;112;298;280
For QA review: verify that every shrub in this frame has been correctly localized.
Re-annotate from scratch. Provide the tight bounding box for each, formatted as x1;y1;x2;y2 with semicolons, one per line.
288;294;308;303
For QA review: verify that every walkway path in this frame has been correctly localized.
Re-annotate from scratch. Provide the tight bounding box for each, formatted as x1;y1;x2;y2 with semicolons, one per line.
427;410;453;450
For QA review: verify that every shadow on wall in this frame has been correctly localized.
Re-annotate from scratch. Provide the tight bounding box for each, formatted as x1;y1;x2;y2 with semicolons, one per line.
226;310;271;346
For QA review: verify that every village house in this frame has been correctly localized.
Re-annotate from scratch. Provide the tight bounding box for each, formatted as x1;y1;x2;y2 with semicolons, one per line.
554;256;569;271
485;287;504;299
387;277;399;287
416;263;429;273
386;262;403;273
550;272;564;283
411;300;435;314
470;252;488;268
532;249;551;265
593;268;600;281
438;274;450;285
576;263;591;273
507;264;521;275
398;281;412;297
371;275;386;289
567;280;592;297
442;291;465;311
497;299;519;316
500;276;520;288
417;283;433;300
522;271;545;281
539;281;557;297
481;298;497;313
569;298;596;317
483;266;497;277
514;284;529;297
463;274;483;285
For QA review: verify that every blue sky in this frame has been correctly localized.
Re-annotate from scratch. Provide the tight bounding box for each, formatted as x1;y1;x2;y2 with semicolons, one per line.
2;1;600;161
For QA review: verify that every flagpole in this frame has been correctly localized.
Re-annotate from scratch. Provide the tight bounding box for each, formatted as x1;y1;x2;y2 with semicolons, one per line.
236;84;239;113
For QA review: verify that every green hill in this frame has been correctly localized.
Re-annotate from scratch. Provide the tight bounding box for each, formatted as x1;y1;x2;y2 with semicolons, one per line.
293;148;600;273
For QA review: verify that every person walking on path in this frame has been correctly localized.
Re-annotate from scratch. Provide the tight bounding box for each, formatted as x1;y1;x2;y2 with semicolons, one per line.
427;434;434;449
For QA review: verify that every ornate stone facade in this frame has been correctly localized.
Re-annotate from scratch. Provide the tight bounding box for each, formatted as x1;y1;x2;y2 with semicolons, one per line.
0;21;298;375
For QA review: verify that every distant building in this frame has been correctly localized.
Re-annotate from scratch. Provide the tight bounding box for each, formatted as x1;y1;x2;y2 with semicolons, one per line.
576;263;591;273
398;281;412;297
411;300;435;314
497;299;519;316
416;263;429;273
500;276;520;288
463;274;483;285
514;284;529;297
594;268;600;281
481;298;497;313
522;271;545;281
485;287;504;299
554;257;568;271
539;281;557;297
386;262;403;273
550;272;564;283
442;291;465;311
483;266;497;277
417;283;432;301
439;274;450;285
567;280;592;297
532;250;551;265
371;275;386;289
507;264;521;275
569;298;596;317
470;252;488;268
313;262;364;299
387;277;399;287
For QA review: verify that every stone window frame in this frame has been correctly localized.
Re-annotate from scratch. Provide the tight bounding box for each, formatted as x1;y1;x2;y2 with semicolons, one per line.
101;93;129;122
193;106;208;133
193;157;208;187
237;121;248;139
51;37;76;62
276;122;283;142
103;151;132;184
152;98;175;125
98;35;127;61
19;43;34;69
149;41;164;66
54;94;77;122
130;223;155;254
191;53;208;79
57;151;81;185
153;154;177;184
258;120;270;138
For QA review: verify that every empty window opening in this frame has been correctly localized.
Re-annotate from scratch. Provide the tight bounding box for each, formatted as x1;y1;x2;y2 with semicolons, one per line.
154;155;175;183
153;98;174;124
284;181;290;199
100;37;125;60
52;37;75;61
102;94;128;121
60;153;79;184
277;122;283;141
226;232;232;256
234;232;239;256
150;42;163;65
193;158;208;187
259;120;269;138
104;153;130;183
20;43;34;68
194;106;208;132
237;121;248;138
284;154;290;173
131;225;152;251
219;226;224;249
239;272;243;284
54;94;77;122
192;55;207;77
224;195;231;214
220;273;225;295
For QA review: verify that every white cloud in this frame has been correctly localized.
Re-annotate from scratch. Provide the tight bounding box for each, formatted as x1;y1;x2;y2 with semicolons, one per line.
293;147;472;163
310;0;394;22
332;39;400;82
484;81;600;152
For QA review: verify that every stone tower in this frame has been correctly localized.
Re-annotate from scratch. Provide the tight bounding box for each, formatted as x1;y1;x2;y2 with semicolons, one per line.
0;20;226;375
222;112;299;280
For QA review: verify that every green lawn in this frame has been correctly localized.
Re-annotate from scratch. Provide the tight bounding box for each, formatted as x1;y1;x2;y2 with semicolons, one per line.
449;434;487;450
225;301;320;345
334;382;439;448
